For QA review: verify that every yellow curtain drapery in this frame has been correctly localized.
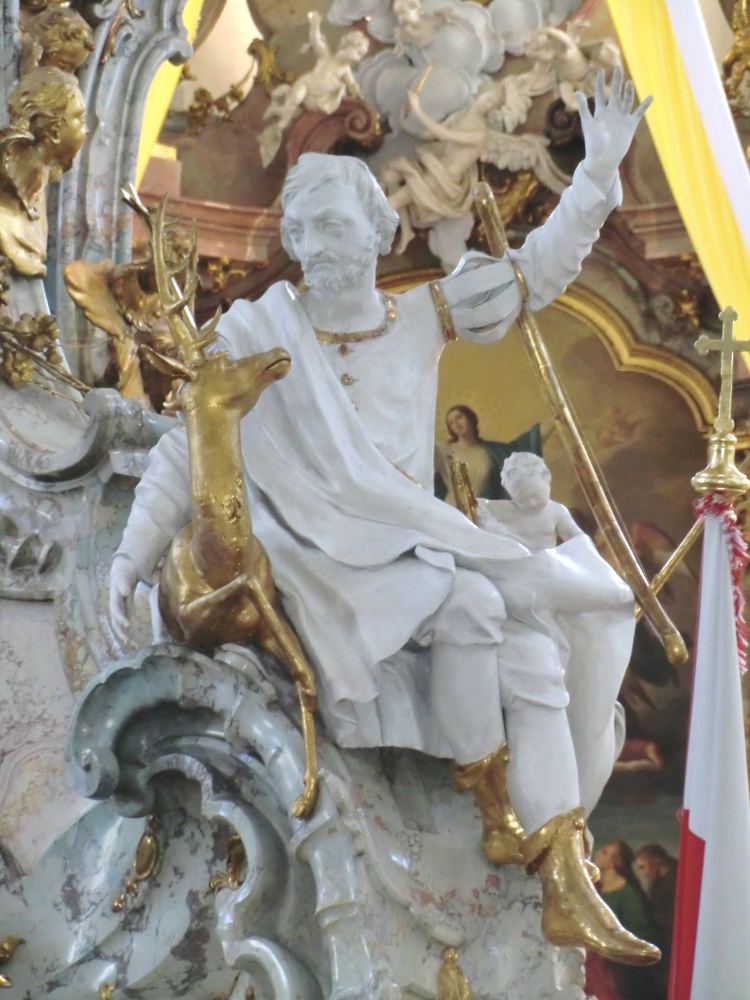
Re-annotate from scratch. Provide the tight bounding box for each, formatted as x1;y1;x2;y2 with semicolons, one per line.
135;0;204;186
606;0;750;342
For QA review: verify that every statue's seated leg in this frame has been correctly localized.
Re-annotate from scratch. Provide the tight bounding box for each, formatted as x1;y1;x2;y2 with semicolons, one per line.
497;622;662;965
418;568;525;864
452;744;524;865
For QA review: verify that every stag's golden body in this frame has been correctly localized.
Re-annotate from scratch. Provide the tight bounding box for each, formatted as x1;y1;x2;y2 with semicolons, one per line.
124;187;320;818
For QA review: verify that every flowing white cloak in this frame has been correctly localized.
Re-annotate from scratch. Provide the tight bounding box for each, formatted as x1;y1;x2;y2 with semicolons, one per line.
117;162;634;753
118;281;634;753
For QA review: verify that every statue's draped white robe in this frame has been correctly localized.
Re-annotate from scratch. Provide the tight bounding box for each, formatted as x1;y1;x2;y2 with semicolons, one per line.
117;164;635;756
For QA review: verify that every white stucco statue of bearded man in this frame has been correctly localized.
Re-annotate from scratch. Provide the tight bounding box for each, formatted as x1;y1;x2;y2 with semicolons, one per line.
111;71;660;966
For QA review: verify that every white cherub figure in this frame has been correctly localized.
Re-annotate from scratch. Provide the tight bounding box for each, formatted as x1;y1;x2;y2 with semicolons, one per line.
477;451;583;554
258;12;370;168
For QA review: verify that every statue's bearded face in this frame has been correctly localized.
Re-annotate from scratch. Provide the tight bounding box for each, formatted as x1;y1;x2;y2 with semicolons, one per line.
282;182;380;294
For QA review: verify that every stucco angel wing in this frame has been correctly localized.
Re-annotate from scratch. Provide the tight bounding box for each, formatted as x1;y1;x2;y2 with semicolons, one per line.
481;129;570;195
579;38;621;72
63;259;127;341
488;75;534;132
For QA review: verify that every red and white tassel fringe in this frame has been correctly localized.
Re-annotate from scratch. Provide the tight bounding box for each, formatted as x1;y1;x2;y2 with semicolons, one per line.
694;493;749;672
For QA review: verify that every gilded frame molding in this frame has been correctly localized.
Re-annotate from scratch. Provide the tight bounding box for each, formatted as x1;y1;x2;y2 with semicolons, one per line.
379;268;718;436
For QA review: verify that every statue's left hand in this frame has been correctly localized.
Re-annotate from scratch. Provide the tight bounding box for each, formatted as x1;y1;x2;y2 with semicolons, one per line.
576;67;652;193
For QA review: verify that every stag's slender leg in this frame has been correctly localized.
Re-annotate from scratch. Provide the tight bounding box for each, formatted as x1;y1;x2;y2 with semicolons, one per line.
181;573;320;818
245;577;320;819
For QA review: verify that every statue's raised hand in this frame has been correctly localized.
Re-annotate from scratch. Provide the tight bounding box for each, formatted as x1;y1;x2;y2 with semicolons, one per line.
576;66;652;193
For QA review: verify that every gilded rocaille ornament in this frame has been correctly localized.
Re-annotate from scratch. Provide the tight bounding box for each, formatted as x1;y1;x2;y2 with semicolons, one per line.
111;816;160;912
204;256;251;294
0;252;88;395
123;185;320;818
206;833;246;893
101;0;145;64
724;0;750;117
248;37;295;96
437;948;471;1000
186;66;254;135
0;66;87;275
0;936;24;989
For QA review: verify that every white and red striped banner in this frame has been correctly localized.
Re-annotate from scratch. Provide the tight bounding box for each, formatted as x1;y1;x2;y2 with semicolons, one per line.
670;496;750;1000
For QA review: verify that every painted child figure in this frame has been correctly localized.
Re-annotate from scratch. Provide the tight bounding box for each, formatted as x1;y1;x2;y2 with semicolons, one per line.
477;451;582;553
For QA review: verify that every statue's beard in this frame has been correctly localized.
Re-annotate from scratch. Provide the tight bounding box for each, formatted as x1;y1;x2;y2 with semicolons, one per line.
302;234;379;294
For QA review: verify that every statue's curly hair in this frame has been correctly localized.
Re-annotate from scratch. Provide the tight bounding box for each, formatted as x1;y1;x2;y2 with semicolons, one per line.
500;451;550;494
0;67;83;217
6;65;81;141
280;153;400;258
30;7;95;63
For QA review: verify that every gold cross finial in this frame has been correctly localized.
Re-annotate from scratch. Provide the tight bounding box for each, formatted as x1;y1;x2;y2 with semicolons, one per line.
695;306;750;434
692;306;750;497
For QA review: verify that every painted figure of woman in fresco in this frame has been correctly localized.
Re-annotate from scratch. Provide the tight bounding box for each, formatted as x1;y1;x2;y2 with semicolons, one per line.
586;840;664;1000
434;403;551;503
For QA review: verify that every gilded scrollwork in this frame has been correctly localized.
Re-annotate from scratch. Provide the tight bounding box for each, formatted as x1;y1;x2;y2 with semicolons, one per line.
0;937;24;989
0;252;87;394
206;833;246;893
248;37;294;95
101;0;146;64
186;66;254;135
437;947;472;1000
111;815;160;912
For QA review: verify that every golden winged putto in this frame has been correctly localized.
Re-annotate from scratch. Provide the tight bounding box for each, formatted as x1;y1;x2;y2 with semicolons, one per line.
64;225;191;406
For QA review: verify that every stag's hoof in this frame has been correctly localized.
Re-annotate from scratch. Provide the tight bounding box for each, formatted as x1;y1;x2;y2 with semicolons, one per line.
293;773;320;820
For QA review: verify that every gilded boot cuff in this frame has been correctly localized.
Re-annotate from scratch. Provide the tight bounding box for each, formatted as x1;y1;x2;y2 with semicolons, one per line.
452;745;509;792
520;806;585;872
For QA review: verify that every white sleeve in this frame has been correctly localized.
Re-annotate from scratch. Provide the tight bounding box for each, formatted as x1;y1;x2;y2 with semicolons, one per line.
443;163;622;344
508;162;622;313
114;425;192;582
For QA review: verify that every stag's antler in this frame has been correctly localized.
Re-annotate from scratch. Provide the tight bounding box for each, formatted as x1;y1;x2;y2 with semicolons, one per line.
121;184;222;370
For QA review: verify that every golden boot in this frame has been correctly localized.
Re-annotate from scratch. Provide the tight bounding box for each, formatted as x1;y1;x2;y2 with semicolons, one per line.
521;807;661;966
454;745;525;865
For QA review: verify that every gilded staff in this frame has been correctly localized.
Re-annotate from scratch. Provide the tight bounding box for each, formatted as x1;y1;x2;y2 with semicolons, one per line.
448;452;479;525
473;181;687;664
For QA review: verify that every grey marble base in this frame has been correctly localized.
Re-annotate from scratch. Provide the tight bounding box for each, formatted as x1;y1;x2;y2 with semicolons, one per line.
34;641;592;1000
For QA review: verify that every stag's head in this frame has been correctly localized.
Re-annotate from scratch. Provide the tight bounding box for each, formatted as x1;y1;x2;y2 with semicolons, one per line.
143;346;291;417
122;185;291;416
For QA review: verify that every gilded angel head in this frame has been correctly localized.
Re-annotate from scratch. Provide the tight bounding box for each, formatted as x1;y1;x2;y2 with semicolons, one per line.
22;6;95;75
1;66;87;217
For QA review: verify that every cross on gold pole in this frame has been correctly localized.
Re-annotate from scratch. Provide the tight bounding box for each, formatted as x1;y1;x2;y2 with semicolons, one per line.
692;306;750;497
